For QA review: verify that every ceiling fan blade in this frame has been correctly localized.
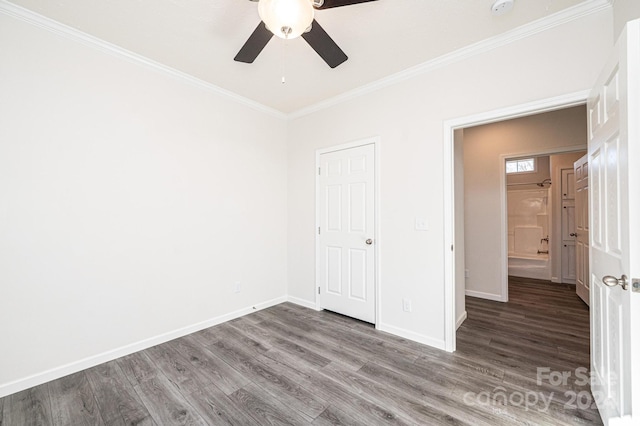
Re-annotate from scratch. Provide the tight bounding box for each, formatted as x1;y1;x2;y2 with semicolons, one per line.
234;22;273;63
301;20;348;68
315;0;377;10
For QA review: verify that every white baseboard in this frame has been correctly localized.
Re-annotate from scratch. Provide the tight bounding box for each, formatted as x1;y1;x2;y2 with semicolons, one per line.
377;322;446;351
456;311;468;329
0;295;287;399
465;289;507;302
287;296;321;311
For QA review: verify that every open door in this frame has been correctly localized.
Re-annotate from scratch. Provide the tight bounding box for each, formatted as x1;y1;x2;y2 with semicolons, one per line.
588;19;639;425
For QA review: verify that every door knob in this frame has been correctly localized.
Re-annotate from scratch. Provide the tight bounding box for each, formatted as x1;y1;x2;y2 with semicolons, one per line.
365;239;373;245
602;275;628;290
570;233;577;237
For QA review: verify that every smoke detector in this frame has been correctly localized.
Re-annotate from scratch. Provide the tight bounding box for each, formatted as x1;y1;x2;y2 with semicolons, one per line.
491;0;514;16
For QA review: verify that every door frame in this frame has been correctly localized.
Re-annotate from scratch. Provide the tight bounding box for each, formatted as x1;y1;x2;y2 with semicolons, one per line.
315;136;381;326
443;90;589;352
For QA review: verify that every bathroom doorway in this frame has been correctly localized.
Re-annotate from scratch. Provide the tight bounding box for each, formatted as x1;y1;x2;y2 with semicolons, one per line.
505;155;552;281
505;151;586;286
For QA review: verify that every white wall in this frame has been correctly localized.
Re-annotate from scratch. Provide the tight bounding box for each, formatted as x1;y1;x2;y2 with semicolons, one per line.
0;12;288;395
287;10;612;347
463;106;587;300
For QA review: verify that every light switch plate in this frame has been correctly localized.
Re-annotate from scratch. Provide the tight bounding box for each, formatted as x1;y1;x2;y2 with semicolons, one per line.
402;298;412;312
415;217;428;231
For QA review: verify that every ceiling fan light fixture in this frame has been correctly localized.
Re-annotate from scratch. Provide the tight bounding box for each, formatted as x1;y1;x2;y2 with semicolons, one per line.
258;0;315;39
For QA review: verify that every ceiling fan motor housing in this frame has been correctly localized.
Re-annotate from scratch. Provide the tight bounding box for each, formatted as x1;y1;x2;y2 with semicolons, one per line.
258;0;315;39
236;0;377;67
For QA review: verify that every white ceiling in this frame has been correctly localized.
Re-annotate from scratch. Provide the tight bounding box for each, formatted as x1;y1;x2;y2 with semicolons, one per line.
8;0;592;113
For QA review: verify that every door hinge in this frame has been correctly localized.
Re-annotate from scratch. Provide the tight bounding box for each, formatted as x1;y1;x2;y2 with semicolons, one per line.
318;227;321;235
318;287;321;295
451;244;454;251
318;167;321;176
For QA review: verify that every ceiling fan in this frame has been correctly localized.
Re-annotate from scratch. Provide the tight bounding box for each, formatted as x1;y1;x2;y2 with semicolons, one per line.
234;0;378;68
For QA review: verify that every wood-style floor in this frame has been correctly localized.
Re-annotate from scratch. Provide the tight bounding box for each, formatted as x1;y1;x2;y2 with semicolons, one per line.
0;278;601;425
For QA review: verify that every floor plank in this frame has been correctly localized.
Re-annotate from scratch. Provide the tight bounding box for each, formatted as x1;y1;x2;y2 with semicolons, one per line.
181;384;258;426
85;361;154;426
168;335;250;395
117;351;158;387
1;384;52;426
209;333;328;420
133;373;206;426
49;372;103;426
228;383;310;426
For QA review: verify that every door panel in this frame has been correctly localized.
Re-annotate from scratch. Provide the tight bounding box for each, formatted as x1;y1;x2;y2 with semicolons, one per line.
326;246;342;294
349;182;366;232
348;248;367;300
318;144;375;323
562;168;576;199
562;242;576;283
562;201;576;240
327;185;342;231
575;154;589;305
562;198;576;283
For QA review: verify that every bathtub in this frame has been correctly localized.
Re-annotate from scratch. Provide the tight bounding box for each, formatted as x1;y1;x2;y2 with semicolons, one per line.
508;253;551;281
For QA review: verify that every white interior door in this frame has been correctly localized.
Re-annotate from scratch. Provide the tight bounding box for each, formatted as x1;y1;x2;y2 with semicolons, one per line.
574;154;590;305
588;19;639;425
318;143;375;323
562;193;577;284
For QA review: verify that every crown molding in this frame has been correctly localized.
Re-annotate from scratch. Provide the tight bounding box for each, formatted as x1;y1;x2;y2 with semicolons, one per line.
0;0;288;120
0;0;612;121
288;0;612;120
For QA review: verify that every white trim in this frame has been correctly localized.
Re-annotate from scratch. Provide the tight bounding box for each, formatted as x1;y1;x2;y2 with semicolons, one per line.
288;0;610;119
465;290;506;302
0;295;286;399
456;311;468;330
287;295;321;311
377;323;446;351
443;90;590;353
315;136;381;325
0;0;287;121
443;125;456;352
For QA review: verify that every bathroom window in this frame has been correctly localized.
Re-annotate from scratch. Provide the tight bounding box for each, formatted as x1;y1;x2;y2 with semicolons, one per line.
506;158;536;174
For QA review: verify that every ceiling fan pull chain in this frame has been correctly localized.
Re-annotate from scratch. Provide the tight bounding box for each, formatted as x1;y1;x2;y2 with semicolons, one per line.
281;37;287;84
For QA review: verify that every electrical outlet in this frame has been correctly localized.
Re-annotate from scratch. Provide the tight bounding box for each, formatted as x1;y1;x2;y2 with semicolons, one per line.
402;298;412;312
233;281;241;293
